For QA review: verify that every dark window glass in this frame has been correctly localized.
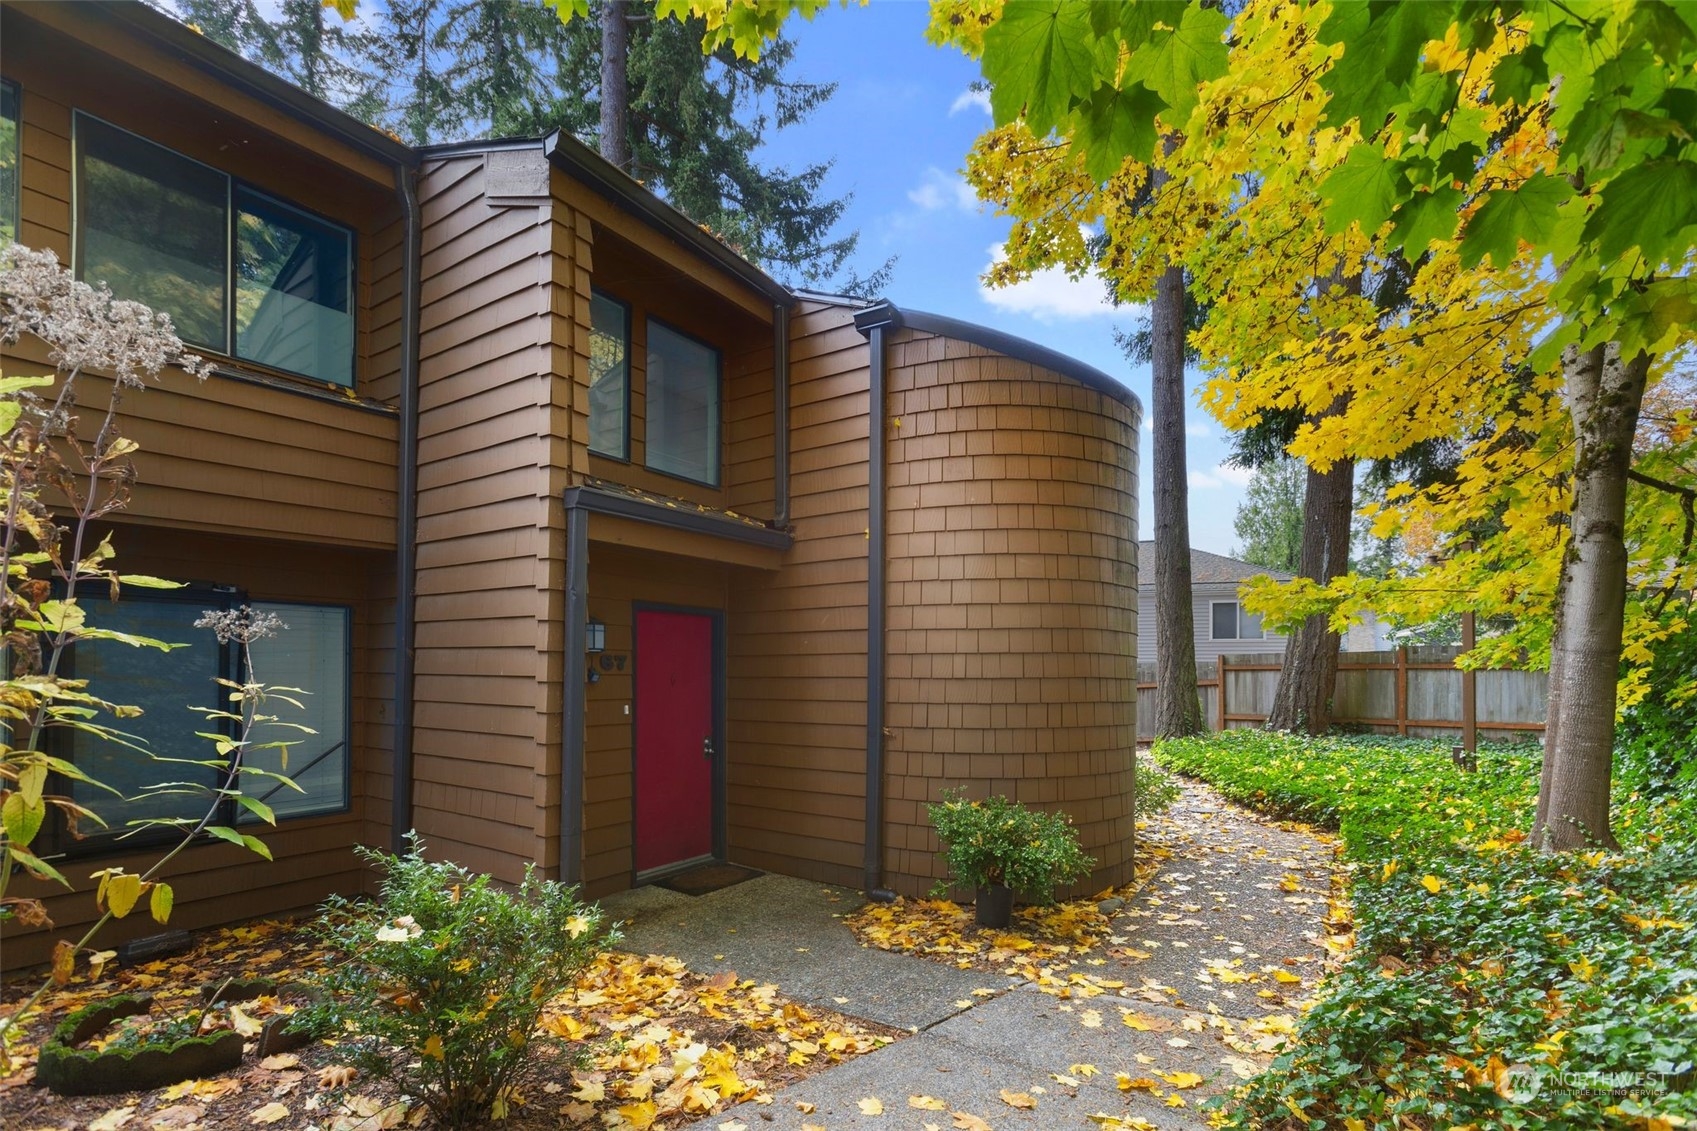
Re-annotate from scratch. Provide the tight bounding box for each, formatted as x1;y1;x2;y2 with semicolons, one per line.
241;602;350;821
68;597;230;839
645;320;720;485
1212;602;1239;640
76;114;229;351
589;291;629;458
236;188;353;386
0;82;18;244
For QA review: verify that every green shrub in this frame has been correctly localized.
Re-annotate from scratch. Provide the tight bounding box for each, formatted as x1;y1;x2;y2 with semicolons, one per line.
928;789;1094;904
302;834;616;1128
1155;732;1697;1129
1134;752;1181;817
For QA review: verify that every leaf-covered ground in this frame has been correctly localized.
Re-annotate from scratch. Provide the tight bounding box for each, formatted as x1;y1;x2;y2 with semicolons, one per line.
839;775;1351;1124
2;920;901;1131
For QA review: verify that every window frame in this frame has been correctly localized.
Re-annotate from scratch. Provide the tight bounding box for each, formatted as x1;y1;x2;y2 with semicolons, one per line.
1;79;20;245
587;287;632;463
71;109;358;390
1209;600;1265;642
642;314;724;489
48;588;355;859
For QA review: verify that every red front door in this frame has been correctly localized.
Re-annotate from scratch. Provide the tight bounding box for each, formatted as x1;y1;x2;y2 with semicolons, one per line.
634;609;715;873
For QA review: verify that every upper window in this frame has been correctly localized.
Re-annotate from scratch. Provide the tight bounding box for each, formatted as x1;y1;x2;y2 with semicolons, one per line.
645;318;721;486
1211;601;1265;641
0;81;18;243
589;290;629;459
65;592;352;850
74;113;354;387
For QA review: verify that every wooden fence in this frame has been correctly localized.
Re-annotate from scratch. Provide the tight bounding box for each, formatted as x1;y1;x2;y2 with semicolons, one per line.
1137;645;1547;744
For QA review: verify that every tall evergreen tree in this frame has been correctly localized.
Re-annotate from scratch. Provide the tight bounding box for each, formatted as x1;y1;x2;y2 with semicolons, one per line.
1232;458;1304;574
377;0;885;291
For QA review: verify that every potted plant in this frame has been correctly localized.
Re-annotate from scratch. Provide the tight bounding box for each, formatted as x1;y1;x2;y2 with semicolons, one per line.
927;789;1094;927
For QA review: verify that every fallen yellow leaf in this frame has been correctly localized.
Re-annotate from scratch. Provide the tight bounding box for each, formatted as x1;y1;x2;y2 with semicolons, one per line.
1156;1070;1204;1089
910;1095;948;1110
859;1095;885;1115
1000;1089;1037;1109
249;1103;290;1125
1421;874;1444;894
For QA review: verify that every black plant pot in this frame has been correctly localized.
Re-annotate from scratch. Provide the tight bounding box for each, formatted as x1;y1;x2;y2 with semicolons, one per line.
975;883;1014;928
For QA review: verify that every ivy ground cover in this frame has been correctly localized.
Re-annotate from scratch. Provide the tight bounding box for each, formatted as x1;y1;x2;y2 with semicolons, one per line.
1154;732;1697;1131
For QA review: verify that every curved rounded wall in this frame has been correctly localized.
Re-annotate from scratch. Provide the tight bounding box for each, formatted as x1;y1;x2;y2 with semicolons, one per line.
881;330;1141;896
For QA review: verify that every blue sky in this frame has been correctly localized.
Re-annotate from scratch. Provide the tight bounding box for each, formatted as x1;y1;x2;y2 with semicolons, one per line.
753;1;1250;554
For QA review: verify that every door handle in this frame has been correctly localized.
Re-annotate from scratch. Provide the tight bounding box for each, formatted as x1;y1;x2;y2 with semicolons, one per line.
703;736;715;759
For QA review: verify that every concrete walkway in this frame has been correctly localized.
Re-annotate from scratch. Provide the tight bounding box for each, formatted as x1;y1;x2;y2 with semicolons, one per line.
599;780;1340;1130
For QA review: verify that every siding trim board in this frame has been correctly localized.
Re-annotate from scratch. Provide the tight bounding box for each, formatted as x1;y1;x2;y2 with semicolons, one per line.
855;307;894;900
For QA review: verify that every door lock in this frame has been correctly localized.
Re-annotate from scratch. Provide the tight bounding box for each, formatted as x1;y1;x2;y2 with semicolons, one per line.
703;736;715;759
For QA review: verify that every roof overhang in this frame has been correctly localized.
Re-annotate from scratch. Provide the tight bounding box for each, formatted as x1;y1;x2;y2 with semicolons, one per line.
542;130;792;308
74;0;416;173
853;301;1143;417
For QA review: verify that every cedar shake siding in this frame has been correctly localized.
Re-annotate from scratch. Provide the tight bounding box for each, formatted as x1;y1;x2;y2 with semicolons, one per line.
0;2;403;968
878;321;1140;896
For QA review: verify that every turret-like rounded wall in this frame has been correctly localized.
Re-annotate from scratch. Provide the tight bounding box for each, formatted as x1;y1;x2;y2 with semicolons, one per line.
880;330;1140;896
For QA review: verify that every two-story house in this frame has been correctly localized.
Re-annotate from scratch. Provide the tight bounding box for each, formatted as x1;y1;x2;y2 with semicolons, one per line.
1;0;1143;968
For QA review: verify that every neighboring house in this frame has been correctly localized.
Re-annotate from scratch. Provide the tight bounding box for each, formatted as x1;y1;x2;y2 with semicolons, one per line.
0;1;1142;967
1135;542;1387;665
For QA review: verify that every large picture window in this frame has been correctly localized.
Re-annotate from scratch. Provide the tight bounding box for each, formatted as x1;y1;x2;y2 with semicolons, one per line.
588;290;629;459
74;113;355;387
1;81;19;244
65;592;352;848
645;318;721;486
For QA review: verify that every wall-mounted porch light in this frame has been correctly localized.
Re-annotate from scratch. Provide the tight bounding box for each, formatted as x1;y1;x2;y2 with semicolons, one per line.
586;618;606;684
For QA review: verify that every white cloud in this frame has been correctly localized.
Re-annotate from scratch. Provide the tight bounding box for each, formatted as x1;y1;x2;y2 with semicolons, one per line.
907;167;980;213
950;87;993;117
1188;462;1254;489
978;243;1126;323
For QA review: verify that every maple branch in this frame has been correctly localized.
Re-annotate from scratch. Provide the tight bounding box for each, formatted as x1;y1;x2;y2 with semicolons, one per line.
1627;467;1697;617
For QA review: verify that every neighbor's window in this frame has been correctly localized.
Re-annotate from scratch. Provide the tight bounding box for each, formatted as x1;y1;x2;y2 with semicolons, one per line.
0;81;19;243
74;112;355;387
65;593;352;850
645;318;720;486
588;290;629;459
1210;601;1265;641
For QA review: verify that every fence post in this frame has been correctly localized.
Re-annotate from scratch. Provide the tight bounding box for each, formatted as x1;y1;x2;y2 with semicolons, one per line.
1217;655;1228;731
1395;646;1408;737
1461;614;1477;753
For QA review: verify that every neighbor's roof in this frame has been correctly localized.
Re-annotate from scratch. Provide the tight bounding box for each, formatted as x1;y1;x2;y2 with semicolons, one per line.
1136;543;1295;586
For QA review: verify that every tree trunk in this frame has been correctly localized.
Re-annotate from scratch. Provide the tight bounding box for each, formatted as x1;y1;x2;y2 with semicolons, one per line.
1533;343;1649;852
1265;449;1354;732
597;0;633;174
1151;254;1205;738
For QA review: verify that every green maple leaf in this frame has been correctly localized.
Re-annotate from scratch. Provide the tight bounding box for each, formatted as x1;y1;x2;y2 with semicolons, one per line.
1319;0;1461;134
1070;83;1163;181
983;0;1100;137
1582;158;1697;267
1122;5;1229;123
1459;172;1575;268
1320;146;1401;235
1390;185;1465;256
